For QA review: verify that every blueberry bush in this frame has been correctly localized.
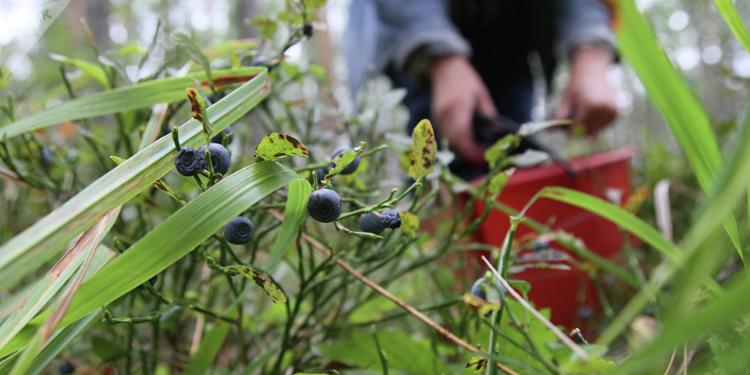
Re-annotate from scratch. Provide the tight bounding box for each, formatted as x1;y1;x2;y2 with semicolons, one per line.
1;1;750;374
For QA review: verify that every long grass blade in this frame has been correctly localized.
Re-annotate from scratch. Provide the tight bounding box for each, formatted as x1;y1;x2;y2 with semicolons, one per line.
712;0;750;53
263;179;311;270
616;0;744;259
0;160;301;356
0;70;270;290
0;67;262;139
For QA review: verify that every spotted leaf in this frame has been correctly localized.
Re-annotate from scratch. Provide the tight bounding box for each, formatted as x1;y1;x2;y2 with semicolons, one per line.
223;265;287;304
254;132;310;161
405;119;437;180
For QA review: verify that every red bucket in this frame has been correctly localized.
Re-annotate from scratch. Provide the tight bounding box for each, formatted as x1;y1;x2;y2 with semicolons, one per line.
470;147;636;329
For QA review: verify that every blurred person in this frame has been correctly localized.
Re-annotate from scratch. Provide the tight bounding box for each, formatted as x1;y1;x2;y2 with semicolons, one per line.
346;0;618;179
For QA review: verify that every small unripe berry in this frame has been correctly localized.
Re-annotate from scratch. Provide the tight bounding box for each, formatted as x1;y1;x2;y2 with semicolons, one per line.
175;147;205;176
359;213;385;234
471;278;486;300
307;188;342;223
200;143;232;175
379;210;401;229
224;216;255;244
331;146;361;175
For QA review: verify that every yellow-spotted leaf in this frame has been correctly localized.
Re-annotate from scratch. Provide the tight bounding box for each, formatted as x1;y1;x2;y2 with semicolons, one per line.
399;211;420;237
255;132;310;161
406;119;437;180
463;294;499;317
222;265;287;304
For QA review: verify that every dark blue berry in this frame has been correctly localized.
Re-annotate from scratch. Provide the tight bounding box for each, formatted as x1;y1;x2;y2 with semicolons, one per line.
359;213;385;234
471;278;486;300
199;143;231;175
148;275;158;286
211;126;234;145
578;305;594;321
224;216;255;244
175;147;205;176
314;166;330;182
302;23;313;37
379;210;401;229
331;147;361;175
307;188;342;223
58;360;75;374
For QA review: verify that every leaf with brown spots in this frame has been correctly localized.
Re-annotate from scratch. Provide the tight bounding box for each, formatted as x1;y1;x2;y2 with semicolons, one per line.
399;211;420;237
223;265;287;304
405;119;437;180
254;132;310;161
185;87;206;123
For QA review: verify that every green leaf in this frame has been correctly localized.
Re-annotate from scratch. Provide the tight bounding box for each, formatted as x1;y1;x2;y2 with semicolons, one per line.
0;161;300;356
517;119;570;137
486;170;512;200
484;134;520;169
254;132;310;161
405;119;437;180
25;313;100;375
221;264;288;304
183;323;231;375
399;211;420;237
49;54;108;87
616;0;743;259
264;179;311;270
0;70;269;290
91;335;128;361
326;141;365;179
175;33;215;88
712;0;750;53
0;67;262;139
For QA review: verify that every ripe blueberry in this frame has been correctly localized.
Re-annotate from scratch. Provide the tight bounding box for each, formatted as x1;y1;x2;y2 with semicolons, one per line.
307;188;342;223
58;360;75;374
224;216;255;244
331;146;361;175
470;278;486;300
148;275;158;286
200;143;232;175
211;126;234;145
359;213;385;234
379;210;401;229
302;23;314;38
315;166;330;182
175;147;205;176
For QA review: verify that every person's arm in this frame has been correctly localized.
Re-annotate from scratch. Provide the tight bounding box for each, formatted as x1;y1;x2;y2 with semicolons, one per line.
553;0;618;134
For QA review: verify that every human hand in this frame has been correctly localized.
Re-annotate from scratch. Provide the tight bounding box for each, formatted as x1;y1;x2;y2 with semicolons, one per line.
554;46;617;135
430;55;497;164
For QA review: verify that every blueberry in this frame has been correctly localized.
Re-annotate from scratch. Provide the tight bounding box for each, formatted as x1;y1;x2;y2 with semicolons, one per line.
175;147;205;176
314;166;330;182
199;143;231;175
302;23;313;38
224;216;255;244
307;188;342;223
148;275;158;286
359;213;385;234
331;147;361;175
379;210;401;229
58;360;75;374
470;278;486;300
211;126;234;145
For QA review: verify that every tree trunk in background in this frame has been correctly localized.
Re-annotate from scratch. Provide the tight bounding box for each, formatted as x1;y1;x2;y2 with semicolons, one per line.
235;0;257;38
86;0;110;48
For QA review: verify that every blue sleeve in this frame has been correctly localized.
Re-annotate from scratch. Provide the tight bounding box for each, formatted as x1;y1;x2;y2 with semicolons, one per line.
556;0;616;59
346;0;470;93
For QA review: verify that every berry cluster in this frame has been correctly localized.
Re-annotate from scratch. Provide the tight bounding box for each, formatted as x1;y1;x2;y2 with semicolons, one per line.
173;134;232;177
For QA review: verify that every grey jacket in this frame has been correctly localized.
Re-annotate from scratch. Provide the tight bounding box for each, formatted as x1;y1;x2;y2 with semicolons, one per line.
345;0;615;94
